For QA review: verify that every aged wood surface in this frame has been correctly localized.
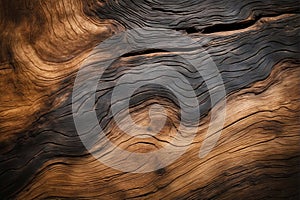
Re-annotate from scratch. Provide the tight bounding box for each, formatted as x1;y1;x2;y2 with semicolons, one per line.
0;0;299;199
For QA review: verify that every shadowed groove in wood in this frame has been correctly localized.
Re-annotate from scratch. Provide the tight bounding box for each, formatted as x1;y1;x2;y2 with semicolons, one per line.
0;0;299;199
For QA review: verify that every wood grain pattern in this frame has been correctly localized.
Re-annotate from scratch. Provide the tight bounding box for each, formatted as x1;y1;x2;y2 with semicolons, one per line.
0;0;299;199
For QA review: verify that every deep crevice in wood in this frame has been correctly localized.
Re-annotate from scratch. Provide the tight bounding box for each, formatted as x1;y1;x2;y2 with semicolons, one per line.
177;12;300;34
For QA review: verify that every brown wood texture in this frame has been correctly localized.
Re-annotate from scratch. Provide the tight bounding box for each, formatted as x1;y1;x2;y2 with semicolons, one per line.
0;0;300;199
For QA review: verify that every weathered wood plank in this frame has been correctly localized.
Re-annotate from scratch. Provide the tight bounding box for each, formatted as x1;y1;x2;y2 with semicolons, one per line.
0;0;299;199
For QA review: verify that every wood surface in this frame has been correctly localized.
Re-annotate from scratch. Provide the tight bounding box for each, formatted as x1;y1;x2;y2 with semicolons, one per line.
0;0;299;199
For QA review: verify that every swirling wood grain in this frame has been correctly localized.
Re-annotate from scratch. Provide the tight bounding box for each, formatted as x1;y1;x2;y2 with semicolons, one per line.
0;0;299;199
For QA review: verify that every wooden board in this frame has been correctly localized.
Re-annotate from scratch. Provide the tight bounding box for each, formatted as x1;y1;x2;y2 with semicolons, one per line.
0;0;299;199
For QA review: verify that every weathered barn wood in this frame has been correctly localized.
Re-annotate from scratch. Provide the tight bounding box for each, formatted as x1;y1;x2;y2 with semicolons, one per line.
0;0;299;199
